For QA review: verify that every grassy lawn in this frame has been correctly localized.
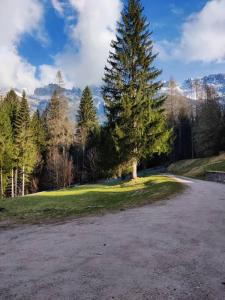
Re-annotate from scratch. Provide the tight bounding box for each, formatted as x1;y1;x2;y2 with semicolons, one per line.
0;175;183;225
168;153;225;179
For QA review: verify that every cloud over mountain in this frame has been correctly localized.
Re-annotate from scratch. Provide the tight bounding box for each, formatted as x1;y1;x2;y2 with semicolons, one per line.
158;0;225;63
0;0;122;92
44;0;122;88
0;0;45;93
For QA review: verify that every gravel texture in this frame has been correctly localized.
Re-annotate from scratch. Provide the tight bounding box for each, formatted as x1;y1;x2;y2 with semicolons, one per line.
0;176;225;300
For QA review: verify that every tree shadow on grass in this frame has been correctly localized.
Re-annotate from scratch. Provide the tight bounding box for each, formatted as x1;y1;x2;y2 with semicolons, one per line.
0;177;183;224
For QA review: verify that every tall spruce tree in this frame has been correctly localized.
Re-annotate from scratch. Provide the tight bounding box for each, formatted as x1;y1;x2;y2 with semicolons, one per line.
30;110;47;192
76;86;99;182
221;107;225;151
15;91;38;196
3;90;20;139
102;0;171;179
77;87;98;132
77;86;99;150
2;90;20;197
30;110;46;153
15;90;30;134
0;102;13;197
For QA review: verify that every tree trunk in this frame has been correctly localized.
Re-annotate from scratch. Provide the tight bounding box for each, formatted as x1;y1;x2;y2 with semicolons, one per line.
11;169;14;198
191;105;195;159
82;144;85;183
0;168;3;198
132;160;138;180
117;166;122;179
179;123;182;159
191;129;194;159
22;166;25;197
15;168;18;197
62;146;65;188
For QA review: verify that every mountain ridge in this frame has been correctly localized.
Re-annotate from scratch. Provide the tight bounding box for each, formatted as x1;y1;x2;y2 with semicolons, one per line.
1;73;225;120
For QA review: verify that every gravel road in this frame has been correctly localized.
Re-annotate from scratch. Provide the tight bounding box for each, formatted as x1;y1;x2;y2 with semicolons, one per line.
0;176;225;300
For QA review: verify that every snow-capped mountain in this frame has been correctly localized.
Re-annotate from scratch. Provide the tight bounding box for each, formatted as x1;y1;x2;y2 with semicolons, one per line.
0;84;105;122
164;73;225;101
29;84;82;117
183;74;225;98
29;84;104;121
2;73;225;121
32;73;225;118
0;87;24;100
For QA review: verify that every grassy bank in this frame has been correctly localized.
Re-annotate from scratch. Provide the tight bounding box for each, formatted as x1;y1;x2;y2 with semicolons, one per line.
0;175;183;225
168;153;225;179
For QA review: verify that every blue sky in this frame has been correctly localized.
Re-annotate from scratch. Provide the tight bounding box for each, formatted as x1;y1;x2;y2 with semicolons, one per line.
145;0;225;82
1;0;225;92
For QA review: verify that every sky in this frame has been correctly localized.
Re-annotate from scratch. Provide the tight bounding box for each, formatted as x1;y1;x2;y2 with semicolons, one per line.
1;0;225;93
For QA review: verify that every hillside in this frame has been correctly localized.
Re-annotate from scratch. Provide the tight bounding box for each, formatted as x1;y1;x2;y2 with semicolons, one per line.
168;153;225;179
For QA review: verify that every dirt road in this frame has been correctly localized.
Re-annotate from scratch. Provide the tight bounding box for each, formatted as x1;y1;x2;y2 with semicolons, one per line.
1;176;225;299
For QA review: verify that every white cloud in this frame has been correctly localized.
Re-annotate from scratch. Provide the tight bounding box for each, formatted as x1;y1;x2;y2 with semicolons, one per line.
0;0;122;92
0;0;44;93
49;0;122;88
51;0;65;16
154;40;175;61
39;65;58;86
159;0;225;63
0;0;44;46
0;46;39;93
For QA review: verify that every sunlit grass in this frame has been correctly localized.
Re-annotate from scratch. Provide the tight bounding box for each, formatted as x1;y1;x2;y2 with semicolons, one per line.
0;175;183;224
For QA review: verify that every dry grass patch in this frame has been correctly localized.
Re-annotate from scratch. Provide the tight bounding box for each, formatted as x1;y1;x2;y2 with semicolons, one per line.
168;153;225;178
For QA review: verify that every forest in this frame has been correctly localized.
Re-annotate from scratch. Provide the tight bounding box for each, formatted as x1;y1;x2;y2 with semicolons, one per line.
1;0;225;198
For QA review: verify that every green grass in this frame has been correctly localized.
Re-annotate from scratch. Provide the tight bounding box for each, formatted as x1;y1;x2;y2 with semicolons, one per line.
168;153;225;179
0;175;183;225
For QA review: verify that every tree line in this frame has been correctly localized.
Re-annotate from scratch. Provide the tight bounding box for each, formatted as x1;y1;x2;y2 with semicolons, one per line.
0;74;98;197
0;90;39;197
165;79;225;161
1;0;224;198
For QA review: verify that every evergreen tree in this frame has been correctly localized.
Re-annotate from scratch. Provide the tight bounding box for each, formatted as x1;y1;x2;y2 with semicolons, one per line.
29;110;47;192
16;125;38;195
0;102;13;197
174;110;192;160
2;90;20;197
102;0;171;179
3;90;20;138
221;107;225;151
15;90;30;135
15;91;38;195
98;125;122;178
76;86;99;182
30;110;46;153
77;87;98;131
